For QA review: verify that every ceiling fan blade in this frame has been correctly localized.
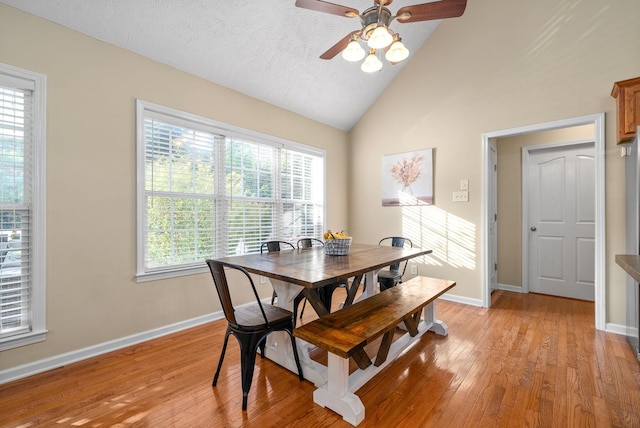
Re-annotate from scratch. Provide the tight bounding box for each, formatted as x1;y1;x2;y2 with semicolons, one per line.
396;0;467;23
295;0;359;18
320;31;361;60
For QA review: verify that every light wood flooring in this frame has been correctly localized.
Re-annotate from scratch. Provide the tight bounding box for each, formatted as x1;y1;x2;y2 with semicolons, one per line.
1;290;639;427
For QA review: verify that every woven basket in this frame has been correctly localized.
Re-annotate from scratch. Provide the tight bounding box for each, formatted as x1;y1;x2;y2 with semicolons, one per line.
324;237;352;256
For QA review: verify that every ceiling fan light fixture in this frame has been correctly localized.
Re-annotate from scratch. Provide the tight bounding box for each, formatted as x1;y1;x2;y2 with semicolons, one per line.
385;39;410;63
342;39;366;62
367;25;393;49
361;50;383;73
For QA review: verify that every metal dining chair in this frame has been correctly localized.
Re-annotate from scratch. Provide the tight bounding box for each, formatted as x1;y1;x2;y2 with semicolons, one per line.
206;259;303;410
377;236;413;291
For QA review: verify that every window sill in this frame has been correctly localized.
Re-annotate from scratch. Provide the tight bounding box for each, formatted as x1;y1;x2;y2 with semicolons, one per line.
0;329;47;351
136;264;209;283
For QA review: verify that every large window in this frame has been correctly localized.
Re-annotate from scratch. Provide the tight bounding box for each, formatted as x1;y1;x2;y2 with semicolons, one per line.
0;63;46;350
136;100;325;281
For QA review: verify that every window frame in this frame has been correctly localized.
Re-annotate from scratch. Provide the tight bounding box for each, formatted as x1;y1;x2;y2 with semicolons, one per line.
0;63;47;351
135;99;326;282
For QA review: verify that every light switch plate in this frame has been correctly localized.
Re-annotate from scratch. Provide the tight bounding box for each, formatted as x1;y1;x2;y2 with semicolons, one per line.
460;179;469;190
453;191;469;202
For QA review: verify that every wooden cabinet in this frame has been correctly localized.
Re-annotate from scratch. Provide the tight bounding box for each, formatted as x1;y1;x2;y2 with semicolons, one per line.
612;77;640;144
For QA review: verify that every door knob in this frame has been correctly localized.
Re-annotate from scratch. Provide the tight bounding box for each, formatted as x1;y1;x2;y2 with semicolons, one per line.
530;226;537;231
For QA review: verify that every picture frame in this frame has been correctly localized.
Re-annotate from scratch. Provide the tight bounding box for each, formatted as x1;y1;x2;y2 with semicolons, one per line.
381;149;434;206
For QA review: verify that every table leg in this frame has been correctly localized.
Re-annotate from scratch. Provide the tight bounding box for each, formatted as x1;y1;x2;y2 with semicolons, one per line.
343;275;363;307
266;279;328;386
423;300;448;336
313;353;365;426
353;270;379;304
302;288;330;317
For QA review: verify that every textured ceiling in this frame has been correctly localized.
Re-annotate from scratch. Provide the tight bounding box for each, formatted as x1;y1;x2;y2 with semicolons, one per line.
2;0;443;131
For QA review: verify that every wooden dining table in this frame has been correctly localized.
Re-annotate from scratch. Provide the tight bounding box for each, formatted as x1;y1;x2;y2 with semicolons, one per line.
215;242;434;386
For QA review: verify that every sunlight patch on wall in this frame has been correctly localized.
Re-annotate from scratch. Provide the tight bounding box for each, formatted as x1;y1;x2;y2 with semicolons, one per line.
523;1;609;65
402;204;476;270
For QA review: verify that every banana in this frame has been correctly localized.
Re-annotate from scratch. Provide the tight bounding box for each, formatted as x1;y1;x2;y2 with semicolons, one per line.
324;229;350;240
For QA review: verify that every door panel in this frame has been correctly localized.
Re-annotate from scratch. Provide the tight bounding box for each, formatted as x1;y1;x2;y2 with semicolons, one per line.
539;157;564;221
528;143;595;301
576;238;595;284
538;236;563;280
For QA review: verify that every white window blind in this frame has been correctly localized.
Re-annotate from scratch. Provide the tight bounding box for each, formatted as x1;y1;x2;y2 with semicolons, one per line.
137;100;325;281
0;82;33;338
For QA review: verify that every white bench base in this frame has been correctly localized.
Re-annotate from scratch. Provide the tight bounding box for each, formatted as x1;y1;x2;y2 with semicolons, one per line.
313;303;448;426
266;274;450;425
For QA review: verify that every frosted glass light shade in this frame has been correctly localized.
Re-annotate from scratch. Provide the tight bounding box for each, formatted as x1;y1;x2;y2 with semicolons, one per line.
385;40;410;63
342;40;366;62
361;52;383;73
367;26;393;49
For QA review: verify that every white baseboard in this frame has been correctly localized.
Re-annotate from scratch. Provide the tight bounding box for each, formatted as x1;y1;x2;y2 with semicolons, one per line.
605;323;627;336
3;299;627;385
0;311;224;385
498;283;525;292
438;292;483;307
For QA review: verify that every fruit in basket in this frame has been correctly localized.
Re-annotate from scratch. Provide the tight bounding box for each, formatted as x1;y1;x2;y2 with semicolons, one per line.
323;230;350;240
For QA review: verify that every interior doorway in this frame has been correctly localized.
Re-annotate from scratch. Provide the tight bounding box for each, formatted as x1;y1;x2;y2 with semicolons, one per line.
481;113;606;331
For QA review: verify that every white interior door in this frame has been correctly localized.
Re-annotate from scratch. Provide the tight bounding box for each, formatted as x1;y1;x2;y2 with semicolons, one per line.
527;142;595;301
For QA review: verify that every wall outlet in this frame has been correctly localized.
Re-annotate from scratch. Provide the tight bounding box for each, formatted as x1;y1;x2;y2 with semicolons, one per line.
453;191;469;202
410;265;418;275
259;276;267;284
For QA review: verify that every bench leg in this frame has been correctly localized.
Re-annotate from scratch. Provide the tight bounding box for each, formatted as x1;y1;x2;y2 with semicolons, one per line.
423;301;448;336
313;353;365;426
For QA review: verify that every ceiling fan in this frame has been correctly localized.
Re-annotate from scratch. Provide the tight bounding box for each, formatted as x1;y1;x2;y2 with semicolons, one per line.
295;0;467;72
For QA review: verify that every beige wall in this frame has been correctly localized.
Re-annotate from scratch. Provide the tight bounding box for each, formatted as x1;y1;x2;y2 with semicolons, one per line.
349;0;640;322
496;125;594;287
2;0;640;376
0;5;349;371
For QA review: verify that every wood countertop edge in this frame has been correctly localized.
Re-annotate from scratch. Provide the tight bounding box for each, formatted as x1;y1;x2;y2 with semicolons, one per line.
616;254;640;283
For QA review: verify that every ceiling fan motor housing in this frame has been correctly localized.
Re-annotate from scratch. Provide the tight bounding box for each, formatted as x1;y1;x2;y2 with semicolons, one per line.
360;6;393;42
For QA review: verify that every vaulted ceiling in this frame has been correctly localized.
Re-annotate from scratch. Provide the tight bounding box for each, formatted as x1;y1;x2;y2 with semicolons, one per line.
1;0;448;131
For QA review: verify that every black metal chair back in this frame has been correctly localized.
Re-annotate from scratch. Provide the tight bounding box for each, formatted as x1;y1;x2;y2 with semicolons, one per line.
208;260;266;328
379;236;412;273
261;240;295;253
297;238;324;248
377;236;413;291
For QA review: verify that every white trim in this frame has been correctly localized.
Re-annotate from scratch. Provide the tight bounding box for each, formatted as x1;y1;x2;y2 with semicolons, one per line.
0;311;224;385
136;265;210;283
482;113;606;331
0;330;46;351
498;283;525;293
605;323;627;336
136;99;326;157
438;293;483;307
0;62;47;350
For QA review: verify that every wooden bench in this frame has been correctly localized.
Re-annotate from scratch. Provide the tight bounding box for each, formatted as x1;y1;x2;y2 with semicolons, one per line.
293;276;456;426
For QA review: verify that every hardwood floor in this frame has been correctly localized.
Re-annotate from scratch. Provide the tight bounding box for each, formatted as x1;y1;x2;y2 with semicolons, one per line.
1;290;639;427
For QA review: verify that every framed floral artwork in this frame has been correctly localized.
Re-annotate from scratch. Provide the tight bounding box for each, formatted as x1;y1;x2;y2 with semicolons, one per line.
381;149;434;206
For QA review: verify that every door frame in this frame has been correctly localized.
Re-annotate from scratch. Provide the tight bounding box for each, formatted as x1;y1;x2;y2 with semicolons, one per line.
522;139;595;295
489;140;498;294
481;113;605;331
